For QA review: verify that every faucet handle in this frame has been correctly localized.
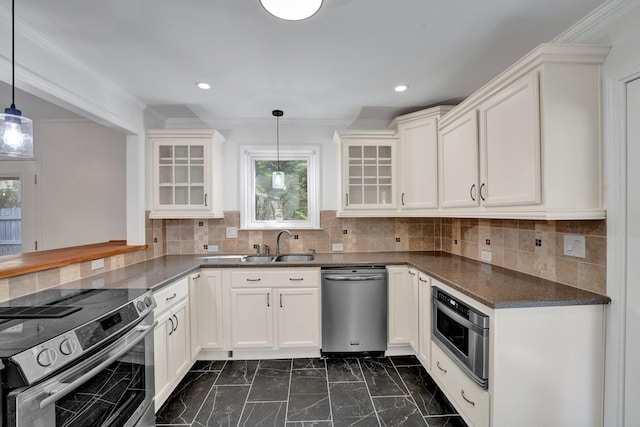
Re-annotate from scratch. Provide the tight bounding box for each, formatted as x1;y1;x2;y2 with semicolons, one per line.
309;248;316;257
263;245;270;255
254;244;262;255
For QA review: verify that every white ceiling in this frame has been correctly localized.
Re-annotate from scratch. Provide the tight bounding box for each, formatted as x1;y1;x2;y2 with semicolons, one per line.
6;0;606;125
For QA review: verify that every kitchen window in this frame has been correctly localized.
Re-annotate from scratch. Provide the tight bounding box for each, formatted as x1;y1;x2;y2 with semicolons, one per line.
241;147;319;229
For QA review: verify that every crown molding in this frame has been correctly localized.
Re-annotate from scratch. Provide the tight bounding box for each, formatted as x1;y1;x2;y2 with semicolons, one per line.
552;0;635;43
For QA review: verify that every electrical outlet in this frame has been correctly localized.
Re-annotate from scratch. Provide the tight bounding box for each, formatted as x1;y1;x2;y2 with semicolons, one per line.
332;243;344;252
91;258;105;270
226;226;238;238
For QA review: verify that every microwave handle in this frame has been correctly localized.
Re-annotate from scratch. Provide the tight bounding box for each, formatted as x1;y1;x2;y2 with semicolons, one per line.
433;298;486;334
39;321;157;409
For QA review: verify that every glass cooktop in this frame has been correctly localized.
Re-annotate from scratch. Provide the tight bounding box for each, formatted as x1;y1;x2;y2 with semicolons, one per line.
0;288;148;358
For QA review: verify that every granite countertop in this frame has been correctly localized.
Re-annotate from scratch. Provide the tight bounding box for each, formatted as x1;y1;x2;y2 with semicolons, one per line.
53;251;610;309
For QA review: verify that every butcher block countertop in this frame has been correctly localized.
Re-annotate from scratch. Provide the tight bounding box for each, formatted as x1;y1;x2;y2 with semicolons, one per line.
48;251;609;309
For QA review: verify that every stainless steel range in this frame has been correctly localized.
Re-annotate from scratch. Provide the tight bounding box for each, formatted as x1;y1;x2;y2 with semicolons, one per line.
0;287;156;427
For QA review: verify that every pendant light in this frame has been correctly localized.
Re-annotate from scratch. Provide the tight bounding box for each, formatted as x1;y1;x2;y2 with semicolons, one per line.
260;0;323;21
272;109;285;189
0;0;33;158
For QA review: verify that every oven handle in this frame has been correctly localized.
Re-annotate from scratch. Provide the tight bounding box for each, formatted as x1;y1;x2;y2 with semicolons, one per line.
39;321;157;410
433;298;487;334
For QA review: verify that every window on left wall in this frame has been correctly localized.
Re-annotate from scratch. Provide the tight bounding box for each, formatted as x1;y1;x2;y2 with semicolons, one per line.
241;147;319;229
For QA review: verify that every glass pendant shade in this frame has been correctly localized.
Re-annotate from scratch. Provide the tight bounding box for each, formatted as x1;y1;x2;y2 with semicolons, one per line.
0;107;33;157
272;170;285;189
260;0;323;21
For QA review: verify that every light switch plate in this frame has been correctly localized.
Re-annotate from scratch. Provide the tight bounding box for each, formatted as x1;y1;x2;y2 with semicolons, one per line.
481;250;492;262
91;258;105;270
332;243;344;252
563;235;586;258
208;245;219;253
226;227;238;238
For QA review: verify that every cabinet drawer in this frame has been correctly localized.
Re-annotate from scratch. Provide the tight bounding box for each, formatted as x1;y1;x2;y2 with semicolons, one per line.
432;344;490;427
230;269;319;288
154;277;189;314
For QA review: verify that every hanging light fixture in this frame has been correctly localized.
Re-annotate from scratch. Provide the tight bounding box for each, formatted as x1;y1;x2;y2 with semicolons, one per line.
259;0;323;21
1;0;33;158
272;109;285;189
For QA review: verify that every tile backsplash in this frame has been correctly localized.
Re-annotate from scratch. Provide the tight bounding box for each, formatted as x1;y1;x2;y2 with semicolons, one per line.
149;211;607;294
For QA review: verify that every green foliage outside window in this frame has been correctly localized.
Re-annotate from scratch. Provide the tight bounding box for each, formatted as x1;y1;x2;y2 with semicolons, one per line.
0;178;20;209
254;160;308;221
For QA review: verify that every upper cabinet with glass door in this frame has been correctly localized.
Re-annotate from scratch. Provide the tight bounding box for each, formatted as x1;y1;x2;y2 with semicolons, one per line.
334;130;398;216
148;129;225;219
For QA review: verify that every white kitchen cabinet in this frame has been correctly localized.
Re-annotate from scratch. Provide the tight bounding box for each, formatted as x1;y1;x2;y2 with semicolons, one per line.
387;266;417;353
429;278;606;427
417;272;431;371
148;129;225;219
439;110;480;208
189;270;224;359
334;130;399;216
432;343;491;427
153;276;191;411
391;106;453;211
478;72;540;207
437;44;609;219
230;268;321;354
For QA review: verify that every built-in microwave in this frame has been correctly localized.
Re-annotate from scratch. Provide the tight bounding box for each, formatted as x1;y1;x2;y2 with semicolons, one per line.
432;286;490;389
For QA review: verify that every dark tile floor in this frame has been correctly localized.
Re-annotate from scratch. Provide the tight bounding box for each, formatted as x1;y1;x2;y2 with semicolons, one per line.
156;355;468;427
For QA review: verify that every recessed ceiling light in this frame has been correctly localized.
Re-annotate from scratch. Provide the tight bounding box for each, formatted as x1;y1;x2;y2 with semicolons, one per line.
196;82;211;90
395;84;409;92
260;0;323;21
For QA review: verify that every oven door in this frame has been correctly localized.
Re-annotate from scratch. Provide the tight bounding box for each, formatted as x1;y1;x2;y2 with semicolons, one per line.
432;297;489;388
7;315;156;427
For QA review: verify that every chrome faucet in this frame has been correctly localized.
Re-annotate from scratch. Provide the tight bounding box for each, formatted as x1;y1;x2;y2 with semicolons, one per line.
276;230;293;255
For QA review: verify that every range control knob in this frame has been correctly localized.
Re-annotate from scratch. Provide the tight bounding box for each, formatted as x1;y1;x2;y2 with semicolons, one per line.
59;338;78;356
144;296;154;307
36;348;57;367
136;301;146;312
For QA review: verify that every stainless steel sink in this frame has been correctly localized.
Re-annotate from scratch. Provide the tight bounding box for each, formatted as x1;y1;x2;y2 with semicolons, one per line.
241;255;276;263
273;254;315;262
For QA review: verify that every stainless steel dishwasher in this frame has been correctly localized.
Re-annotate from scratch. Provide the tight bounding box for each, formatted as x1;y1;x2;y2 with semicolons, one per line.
321;266;388;356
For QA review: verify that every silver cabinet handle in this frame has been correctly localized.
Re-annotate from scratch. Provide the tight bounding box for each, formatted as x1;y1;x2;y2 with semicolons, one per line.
461;389;475;406
166;293;177;302
401;192;405;206
437;361;447;374
173;314;178;332
40;321;157;409
280;294;283;308
267;292;270;307
480;183;486;201
470;184;476;201
246;278;261;282
346;193;349;206
204;193;208;207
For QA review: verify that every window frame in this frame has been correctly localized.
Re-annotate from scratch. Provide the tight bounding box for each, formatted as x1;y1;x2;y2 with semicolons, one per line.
240;146;320;230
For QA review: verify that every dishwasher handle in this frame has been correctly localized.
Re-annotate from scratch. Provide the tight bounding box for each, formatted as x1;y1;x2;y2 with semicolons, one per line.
324;274;385;281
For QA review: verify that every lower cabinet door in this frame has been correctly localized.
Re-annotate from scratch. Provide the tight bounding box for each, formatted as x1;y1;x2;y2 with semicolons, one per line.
153;310;172;411
432;344;490;427
277;288;320;348
168;301;191;382
231;288;274;348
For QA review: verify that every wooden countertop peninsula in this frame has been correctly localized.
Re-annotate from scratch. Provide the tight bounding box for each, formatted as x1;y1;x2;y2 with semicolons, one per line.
0;241;147;279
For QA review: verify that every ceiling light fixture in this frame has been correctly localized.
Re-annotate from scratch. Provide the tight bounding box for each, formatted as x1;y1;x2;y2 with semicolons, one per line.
196;82;211;90
272;109;285;189
260;0;323;21
395;84;409;92
0;0;33;158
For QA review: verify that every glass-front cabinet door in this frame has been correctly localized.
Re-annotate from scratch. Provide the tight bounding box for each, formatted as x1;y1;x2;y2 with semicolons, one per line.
335;131;398;214
149;129;225;219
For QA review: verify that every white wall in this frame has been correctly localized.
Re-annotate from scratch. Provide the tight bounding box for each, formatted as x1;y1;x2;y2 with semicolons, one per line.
36;120;127;250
